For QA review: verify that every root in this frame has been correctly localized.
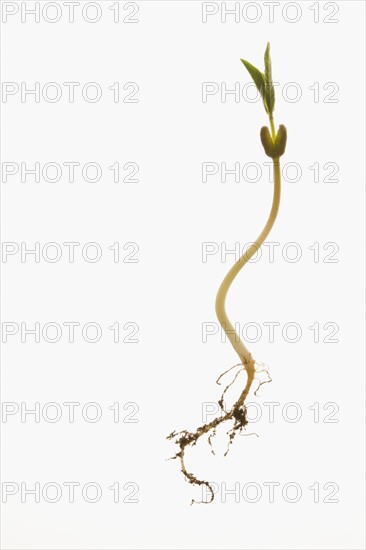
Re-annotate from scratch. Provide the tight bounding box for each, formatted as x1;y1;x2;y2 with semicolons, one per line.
253;362;273;396
217;364;244;412
167;356;265;504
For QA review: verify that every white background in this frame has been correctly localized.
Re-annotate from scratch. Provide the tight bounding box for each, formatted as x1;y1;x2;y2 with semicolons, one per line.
1;1;365;549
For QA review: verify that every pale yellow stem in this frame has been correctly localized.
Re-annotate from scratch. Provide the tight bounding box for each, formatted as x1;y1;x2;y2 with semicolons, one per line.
269;115;276;141
215;157;281;392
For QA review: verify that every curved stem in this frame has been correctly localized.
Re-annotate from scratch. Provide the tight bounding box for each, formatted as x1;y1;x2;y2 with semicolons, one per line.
215;157;281;398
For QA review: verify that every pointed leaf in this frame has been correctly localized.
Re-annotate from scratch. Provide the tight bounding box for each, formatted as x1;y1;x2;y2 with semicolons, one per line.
264;43;272;86
240;58;268;112
264;42;275;115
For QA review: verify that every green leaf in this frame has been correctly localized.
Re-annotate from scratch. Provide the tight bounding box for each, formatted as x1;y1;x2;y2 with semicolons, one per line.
264;43;272;85
240;58;268;113
264;42;275;115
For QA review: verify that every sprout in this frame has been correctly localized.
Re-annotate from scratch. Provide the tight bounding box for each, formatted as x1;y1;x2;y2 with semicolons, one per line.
168;43;288;504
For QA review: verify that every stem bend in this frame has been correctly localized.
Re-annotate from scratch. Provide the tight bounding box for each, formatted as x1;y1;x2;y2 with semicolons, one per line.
215;158;281;393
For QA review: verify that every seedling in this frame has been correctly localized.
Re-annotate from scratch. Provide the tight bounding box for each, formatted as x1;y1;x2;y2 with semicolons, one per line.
168;43;287;504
